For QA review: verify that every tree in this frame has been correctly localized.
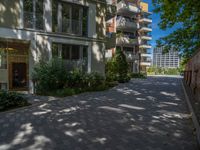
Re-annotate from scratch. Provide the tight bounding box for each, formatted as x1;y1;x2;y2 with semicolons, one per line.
114;48;129;82
152;0;200;64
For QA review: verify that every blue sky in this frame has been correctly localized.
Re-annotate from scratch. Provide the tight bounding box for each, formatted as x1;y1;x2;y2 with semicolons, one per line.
142;0;180;53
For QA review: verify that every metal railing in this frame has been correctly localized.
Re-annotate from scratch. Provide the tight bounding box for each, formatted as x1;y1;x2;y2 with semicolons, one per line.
63;59;87;72
62;19;82;35
116;17;137;29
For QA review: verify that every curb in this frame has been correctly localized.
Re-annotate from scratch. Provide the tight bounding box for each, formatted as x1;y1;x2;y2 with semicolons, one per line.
181;80;200;146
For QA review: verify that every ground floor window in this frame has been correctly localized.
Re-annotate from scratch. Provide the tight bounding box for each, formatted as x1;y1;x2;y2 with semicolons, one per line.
52;43;88;72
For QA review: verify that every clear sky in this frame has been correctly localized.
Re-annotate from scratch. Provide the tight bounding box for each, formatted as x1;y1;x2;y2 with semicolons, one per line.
142;0;180;53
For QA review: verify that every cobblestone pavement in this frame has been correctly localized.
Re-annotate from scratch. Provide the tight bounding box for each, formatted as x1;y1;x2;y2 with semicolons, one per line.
0;77;198;150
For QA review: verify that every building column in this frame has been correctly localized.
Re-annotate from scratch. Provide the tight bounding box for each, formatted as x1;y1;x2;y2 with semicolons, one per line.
44;0;52;32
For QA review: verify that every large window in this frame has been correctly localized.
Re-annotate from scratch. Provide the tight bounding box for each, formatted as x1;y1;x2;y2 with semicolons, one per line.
24;0;44;30
52;1;88;36
52;43;88;71
0;49;7;69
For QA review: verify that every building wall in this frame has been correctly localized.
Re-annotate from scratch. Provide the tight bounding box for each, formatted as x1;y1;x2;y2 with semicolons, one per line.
184;49;200;103
0;0;22;28
0;0;106;92
140;2;148;12
153;47;180;68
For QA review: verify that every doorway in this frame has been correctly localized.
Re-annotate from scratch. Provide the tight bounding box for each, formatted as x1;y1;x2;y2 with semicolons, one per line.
12;63;27;89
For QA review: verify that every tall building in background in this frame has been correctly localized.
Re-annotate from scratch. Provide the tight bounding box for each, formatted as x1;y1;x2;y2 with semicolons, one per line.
106;0;152;73
139;2;152;72
153;47;180;68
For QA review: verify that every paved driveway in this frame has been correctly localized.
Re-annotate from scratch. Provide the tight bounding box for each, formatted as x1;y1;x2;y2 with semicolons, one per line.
0;77;198;150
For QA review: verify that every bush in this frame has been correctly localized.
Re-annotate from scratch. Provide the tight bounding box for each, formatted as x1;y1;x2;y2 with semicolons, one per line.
105;48;129;83
0;91;29;111
32;58;68;93
129;73;146;79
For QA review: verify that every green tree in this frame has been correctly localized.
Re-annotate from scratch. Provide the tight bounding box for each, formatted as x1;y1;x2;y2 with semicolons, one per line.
114;48;129;82
152;0;200;63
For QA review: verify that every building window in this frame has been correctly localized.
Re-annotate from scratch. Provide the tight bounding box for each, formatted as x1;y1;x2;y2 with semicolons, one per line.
52;1;88;36
35;0;44;30
62;45;70;60
24;0;44;30
52;43;88;71
0;48;7;69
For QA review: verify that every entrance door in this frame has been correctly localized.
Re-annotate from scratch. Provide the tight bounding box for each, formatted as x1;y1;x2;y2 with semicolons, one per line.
12;63;27;89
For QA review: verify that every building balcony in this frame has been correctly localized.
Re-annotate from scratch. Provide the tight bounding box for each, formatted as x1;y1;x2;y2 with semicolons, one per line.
140;35;152;40
140;61;151;66
117;1;140;17
124;52;139;61
141;53;151;57
116;36;138;46
106;4;117;21
139;26;152;32
116;18;137;31
139;44;152;49
139;18;152;23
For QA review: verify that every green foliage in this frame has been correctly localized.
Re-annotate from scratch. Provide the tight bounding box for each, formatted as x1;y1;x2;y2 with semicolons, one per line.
105;48;130;83
152;0;200;63
32;59;109;97
0;91;29;111
147;67;180;75
128;73;146;79
32;58;68;93
105;59;118;82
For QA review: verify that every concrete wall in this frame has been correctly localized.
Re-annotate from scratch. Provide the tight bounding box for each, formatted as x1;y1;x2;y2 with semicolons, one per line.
184;49;200;102
140;2;148;12
0;0;21;28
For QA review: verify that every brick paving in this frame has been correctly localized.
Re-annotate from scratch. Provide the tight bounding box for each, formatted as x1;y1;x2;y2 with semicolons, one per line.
0;76;198;150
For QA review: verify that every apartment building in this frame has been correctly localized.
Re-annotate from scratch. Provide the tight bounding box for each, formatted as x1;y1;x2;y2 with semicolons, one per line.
139;2;152;72
0;0;108;92
153;47;180;68
106;0;152;73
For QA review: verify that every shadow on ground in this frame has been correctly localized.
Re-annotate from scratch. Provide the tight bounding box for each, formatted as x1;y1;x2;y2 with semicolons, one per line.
0;77;198;150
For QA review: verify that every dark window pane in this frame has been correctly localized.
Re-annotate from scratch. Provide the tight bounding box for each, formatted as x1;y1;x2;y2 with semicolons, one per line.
62;45;70;60
82;7;88;36
71;45;79;60
83;46;88;58
52;0;58;32
35;0;44;30
52;43;59;58
62;3;71;33
24;0;34;28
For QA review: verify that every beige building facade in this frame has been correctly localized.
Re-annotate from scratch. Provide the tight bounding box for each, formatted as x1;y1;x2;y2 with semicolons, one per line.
0;0;108;93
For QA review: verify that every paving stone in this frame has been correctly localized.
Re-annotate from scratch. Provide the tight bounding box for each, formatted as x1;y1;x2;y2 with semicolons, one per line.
0;77;198;150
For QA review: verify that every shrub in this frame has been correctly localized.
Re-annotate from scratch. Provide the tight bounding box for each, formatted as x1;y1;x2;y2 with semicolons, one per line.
129;73;146;79
0;91;29;111
32;58;68;93
105;59;118;82
105;48;129;83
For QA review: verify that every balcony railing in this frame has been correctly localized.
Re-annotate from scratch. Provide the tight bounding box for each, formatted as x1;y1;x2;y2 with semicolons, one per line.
62;19;82;35
116;17;137;30
63;59;87;72
106;4;117;21
116;35;138;45
140;35;152;40
24;11;44;30
117;1;140;15
124;52;139;61
139;18;152;23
